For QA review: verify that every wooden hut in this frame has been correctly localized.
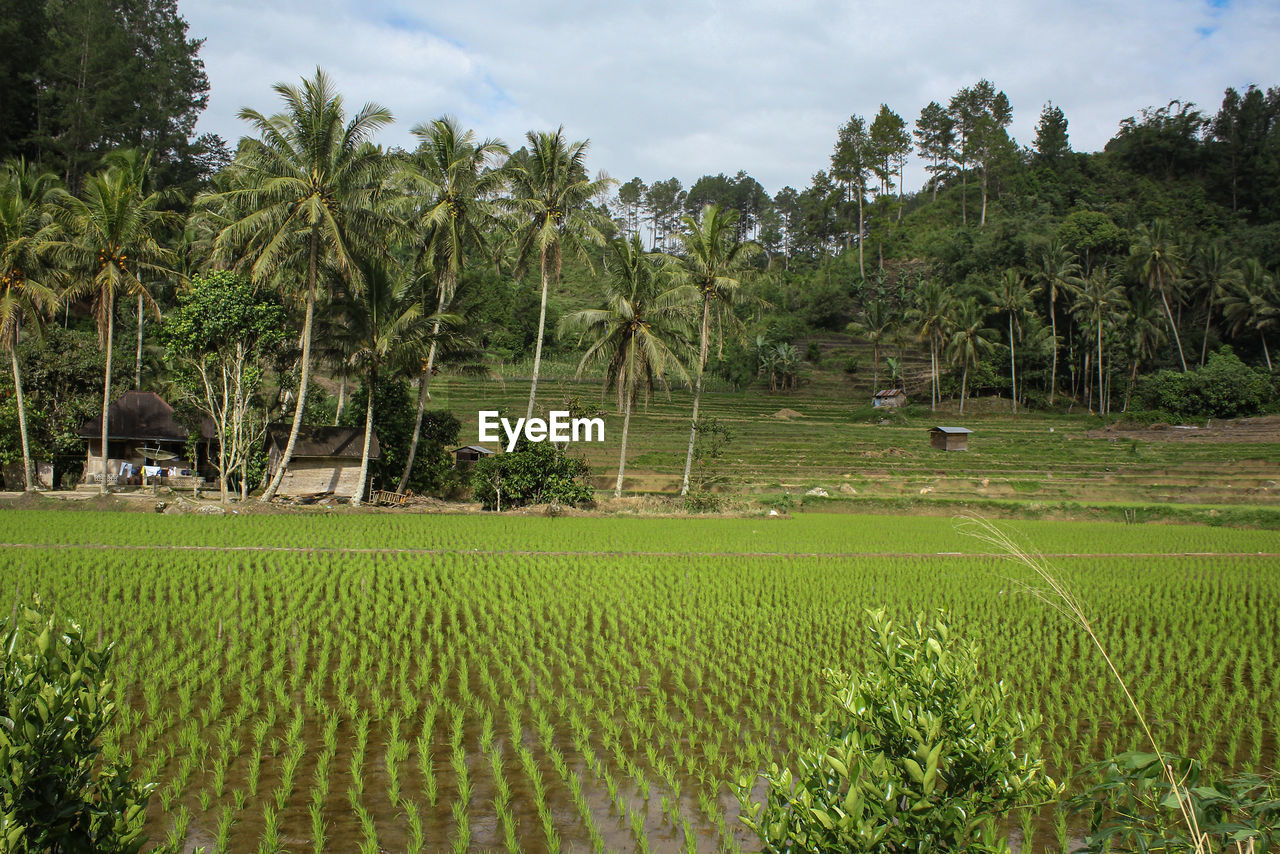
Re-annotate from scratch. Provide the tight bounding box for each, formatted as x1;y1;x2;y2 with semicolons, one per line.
264;425;378;498
453;445;494;469
873;388;906;408
78;391;216;486
929;426;973;451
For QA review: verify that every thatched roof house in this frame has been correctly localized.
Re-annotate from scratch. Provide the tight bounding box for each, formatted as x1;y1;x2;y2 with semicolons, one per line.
78;391;215;485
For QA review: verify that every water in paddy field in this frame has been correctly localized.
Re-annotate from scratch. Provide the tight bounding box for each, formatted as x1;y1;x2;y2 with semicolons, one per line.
2;511;1277;852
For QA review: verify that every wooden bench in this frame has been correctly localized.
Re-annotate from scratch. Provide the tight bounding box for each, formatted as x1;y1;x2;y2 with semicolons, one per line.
372;490;408;506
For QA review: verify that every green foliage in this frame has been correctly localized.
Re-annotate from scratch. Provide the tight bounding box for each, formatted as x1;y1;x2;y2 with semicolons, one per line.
470;439;593;510
738;610;1055;853
1073;752;1280;852
683;416;732;510
1135;348;1272;417
0;599;157;853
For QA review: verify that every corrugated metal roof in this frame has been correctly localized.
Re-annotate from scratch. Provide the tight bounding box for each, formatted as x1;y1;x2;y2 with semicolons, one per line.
874;388;904;398
930;426;973;434
455;445;495;455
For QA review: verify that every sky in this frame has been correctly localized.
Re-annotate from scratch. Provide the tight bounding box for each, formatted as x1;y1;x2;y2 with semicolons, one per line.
180;0;1280;197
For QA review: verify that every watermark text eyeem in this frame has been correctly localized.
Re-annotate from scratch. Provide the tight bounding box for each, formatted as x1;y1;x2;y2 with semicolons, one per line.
478;410;605;452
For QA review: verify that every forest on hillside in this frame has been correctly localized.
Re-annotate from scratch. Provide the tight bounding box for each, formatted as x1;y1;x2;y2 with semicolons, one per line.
0;0;1277;499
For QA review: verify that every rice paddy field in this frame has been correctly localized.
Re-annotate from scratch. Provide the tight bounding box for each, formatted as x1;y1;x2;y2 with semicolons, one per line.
423;371;1280;514
2;508;1278;852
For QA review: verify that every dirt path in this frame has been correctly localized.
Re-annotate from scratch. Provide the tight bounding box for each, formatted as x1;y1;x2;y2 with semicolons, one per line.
1;542;1275;559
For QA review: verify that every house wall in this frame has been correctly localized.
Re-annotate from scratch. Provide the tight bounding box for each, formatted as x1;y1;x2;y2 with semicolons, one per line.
274;459;366;498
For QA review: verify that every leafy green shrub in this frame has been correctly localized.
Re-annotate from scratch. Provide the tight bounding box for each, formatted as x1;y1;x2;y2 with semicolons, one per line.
682;491;724;513
0;600;157;853
1073;752;1280;852
470;439;593;511
737;610;1055;853
1135;349;1272;418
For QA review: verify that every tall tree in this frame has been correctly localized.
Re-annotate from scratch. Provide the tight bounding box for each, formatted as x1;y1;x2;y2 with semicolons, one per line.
868;104;910;213
1034;102;1071;165
160;271;285;502
830;115;872;276
946;297;996;415
0;161;61;490
53;156;178;492
342;260;424;506
1035;239;1080;405
909;279;951;410
202;68;394;502
1067;266;1125;414
1187;242;1238;367
31;0;210;191
560;235;690;497
914;101;955;202
676;204;758;496
849;296;894;392
1130;219;1188;372
395;116;507;491
1222;258;1278;372
949;80;1013;227
992;269;1032;413
507;127;610;421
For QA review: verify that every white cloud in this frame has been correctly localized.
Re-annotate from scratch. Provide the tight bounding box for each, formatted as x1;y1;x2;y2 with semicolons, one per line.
181;0;1280;196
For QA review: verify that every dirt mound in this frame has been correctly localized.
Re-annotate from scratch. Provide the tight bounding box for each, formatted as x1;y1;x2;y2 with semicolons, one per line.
773;408;804;420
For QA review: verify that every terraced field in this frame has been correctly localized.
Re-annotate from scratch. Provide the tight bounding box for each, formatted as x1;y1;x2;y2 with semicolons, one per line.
3;510;1278;852
426;368;1280;510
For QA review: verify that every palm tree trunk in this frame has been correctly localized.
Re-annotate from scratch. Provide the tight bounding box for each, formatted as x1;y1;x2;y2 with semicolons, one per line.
100;300;114;494
135;294;143;390
10;335;35;491
615;383;633;499
1200;300;1212;367
959;364;968;415
353;367;377;507
1097;312;1105;416
526;246;550;421
1157;273;1188;371
398;314;443;492
680;297;711;496
262;225;319;502
856;192;864;279
1048;292;1058;406
929;340;937;411
1008;314;1017;414
240;456;249;501
334;371;345;426
1262;333;1272;373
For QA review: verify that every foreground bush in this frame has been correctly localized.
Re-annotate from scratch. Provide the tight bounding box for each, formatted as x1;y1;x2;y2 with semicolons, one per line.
0;600;156;853
737;610;1055;852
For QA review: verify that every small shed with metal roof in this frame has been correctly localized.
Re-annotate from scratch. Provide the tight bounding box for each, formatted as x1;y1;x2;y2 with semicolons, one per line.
929;425;973;451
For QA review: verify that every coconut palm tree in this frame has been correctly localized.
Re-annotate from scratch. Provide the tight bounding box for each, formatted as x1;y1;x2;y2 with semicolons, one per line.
909;279;951;411
202;68;395;501
1121;290;1166;410
1067;266;1125;414
675;204;759;496
395;117;508;491
1222;259;1278;372
848;295;894;392
0;161;62;491
1187;242;1239;367
341;260;425;506
559;235;690;497
506;127;611;421
992;269;1032;413
53;157;178;493
945;297;996;415
1035;239;1080;405
1131;220;1188;372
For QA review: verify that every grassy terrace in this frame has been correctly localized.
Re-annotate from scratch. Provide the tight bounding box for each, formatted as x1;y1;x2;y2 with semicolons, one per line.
426;368;1280;511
